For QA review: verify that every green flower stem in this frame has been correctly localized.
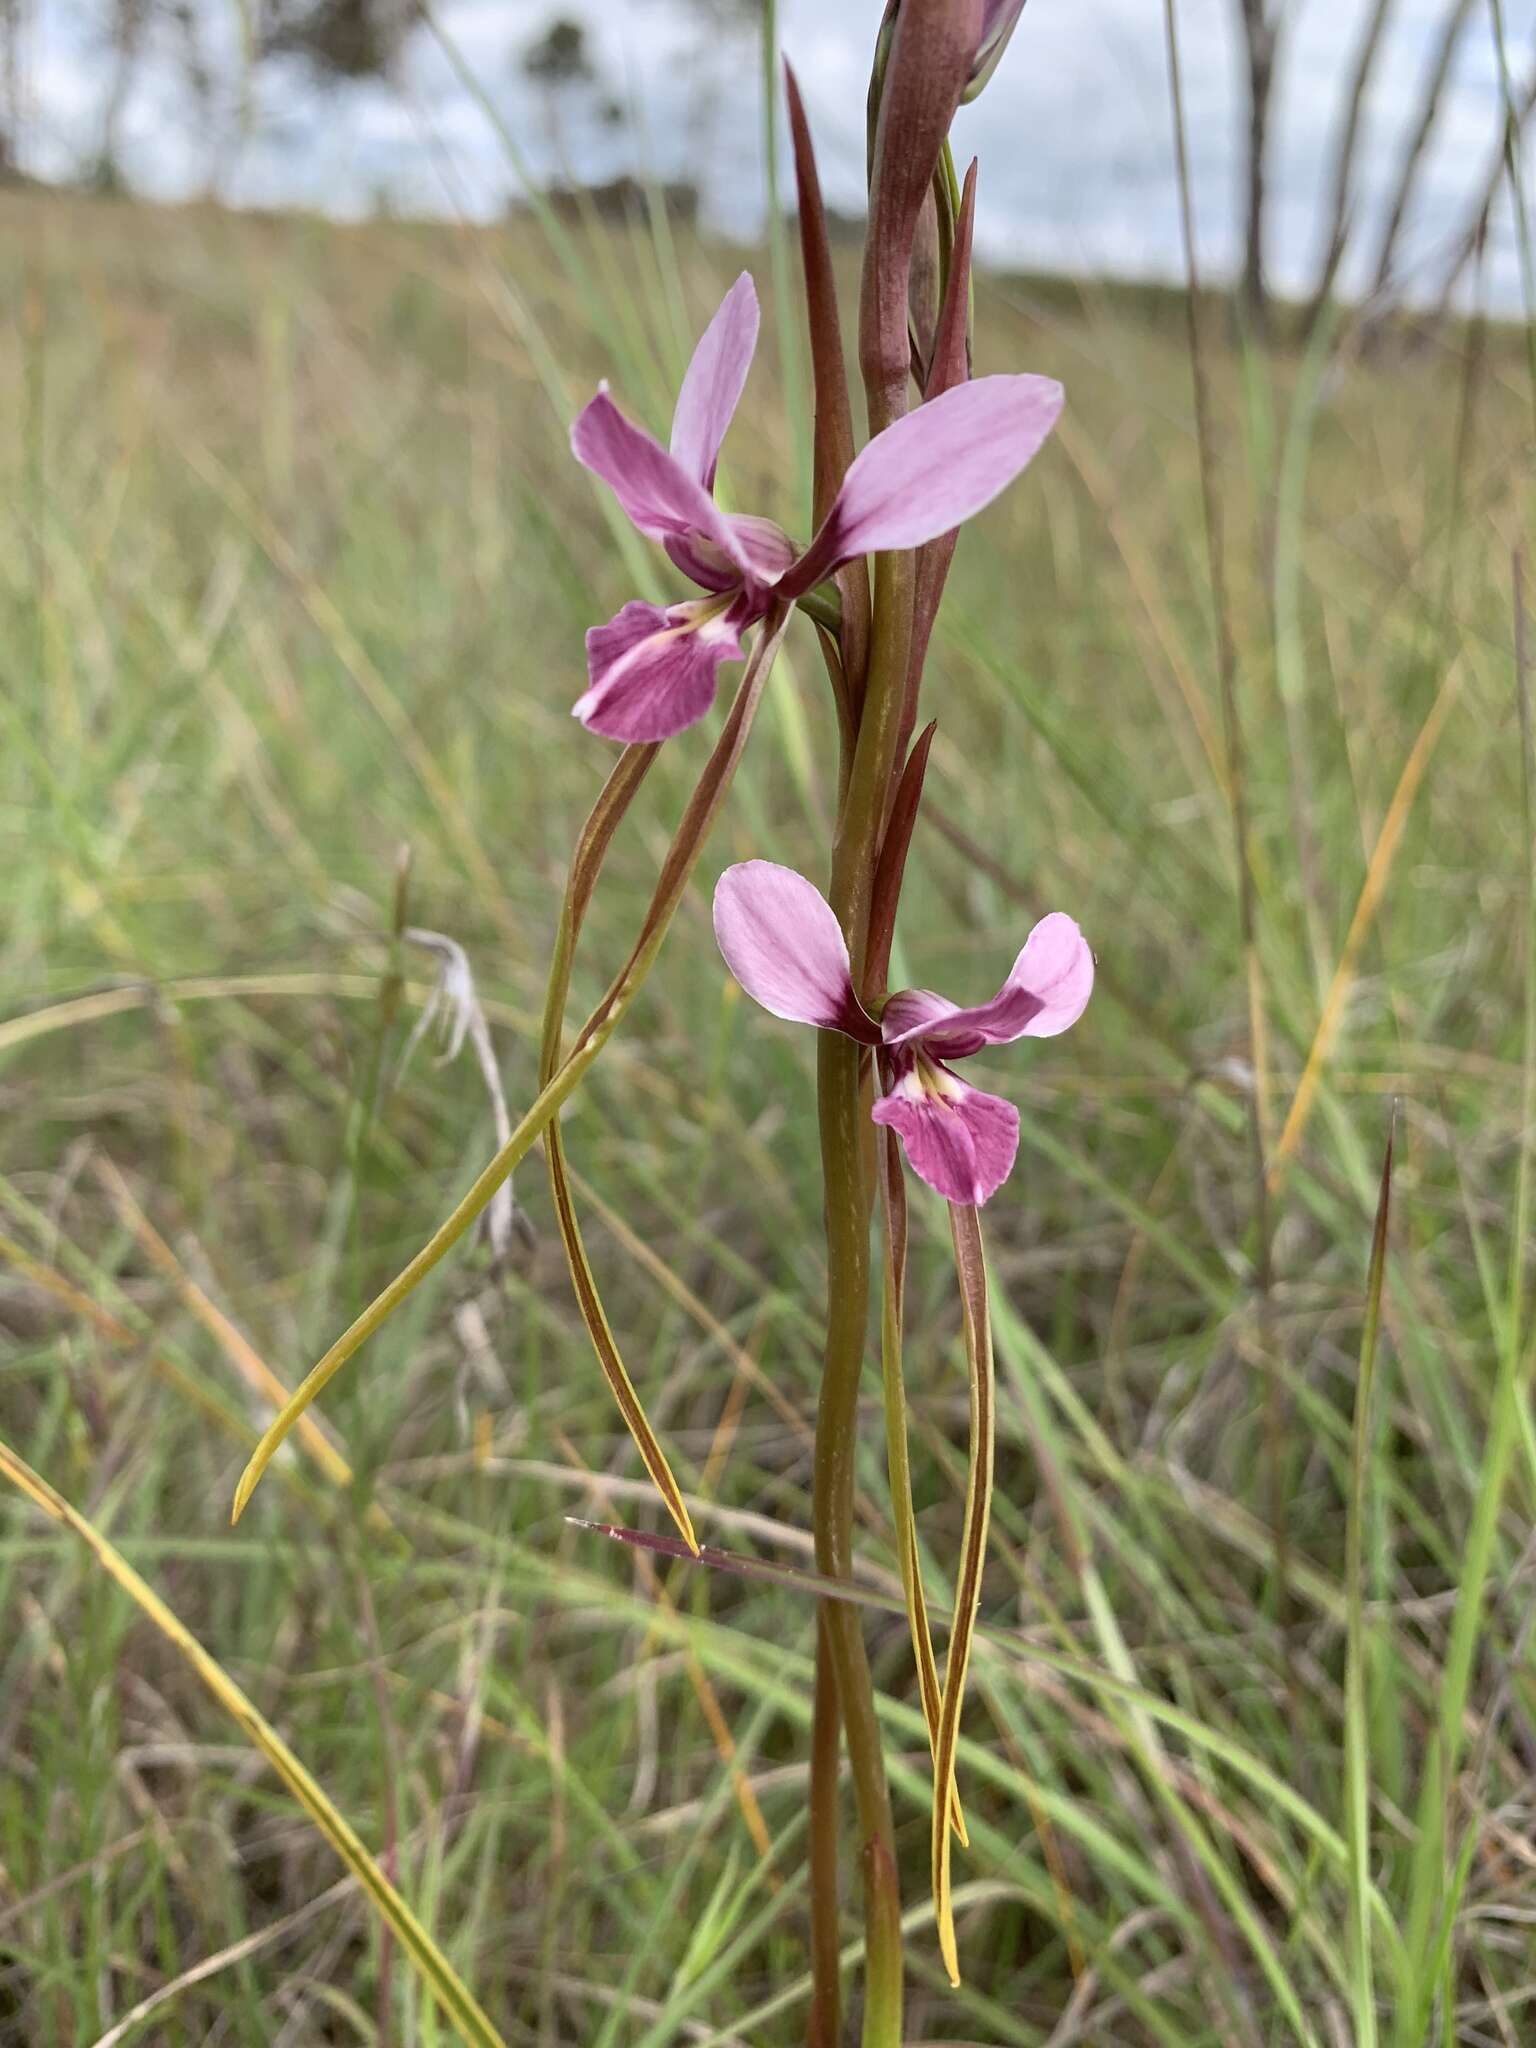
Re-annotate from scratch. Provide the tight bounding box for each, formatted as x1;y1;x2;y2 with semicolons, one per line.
806;1610;844;2048
809;548;917;2047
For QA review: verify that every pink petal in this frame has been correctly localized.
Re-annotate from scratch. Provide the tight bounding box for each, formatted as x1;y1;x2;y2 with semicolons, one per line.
883;913;1093;1057
574;600;741;743
572;390;747;576
713;862;878;1042
670;272;759;490
784;374;1063;594
871;1060;1020;1206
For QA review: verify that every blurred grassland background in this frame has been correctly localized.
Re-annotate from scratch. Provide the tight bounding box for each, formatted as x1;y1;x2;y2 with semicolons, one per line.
2;136;1536;2046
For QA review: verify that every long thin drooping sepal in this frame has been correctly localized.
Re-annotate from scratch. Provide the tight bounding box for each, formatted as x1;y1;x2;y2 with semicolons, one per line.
538;742;700;1555
932;1199;996;1987
231;609;789;1524
876;1112;967;1843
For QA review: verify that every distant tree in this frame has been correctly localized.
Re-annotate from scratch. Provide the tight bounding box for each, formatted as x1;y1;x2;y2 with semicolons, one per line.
90;0;149;193
519;15;622;178
522;16;590;92
258;0;422;83
1302;0;1396;333
1368;0;1475;299
1235;0;1285;331
1433;48;1536;314
0;0;18;182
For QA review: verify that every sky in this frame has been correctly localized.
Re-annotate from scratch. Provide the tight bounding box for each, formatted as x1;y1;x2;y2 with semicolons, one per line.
17;0;1536;311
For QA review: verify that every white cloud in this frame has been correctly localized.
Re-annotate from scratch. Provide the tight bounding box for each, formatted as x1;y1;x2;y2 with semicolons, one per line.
16;0;1536;309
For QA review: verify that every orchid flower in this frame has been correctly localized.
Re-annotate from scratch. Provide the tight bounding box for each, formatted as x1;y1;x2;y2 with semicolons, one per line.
570;272;1063;743
714;861;1092;1205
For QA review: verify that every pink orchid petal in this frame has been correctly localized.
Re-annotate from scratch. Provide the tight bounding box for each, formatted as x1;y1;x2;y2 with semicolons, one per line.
883;913;1093;1057
574;600;741;743
572;390;747;577
670;272;759;491
714;862;878;1042
871;1060;1020;1206
784;373;1063;595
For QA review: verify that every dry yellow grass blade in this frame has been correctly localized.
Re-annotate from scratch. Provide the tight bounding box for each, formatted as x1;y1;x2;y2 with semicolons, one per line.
0;1230;245;1440
0;1436;507;2048
92;1157;358;1498
1271;657;1465;1186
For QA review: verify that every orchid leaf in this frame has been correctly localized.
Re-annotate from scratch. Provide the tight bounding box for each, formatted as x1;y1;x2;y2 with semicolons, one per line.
232;608;789;1524
933;1198;996;1988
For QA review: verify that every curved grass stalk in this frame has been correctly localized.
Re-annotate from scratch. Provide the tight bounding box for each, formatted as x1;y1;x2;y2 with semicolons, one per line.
0;1436;507;2048
232;610;789;1525
931;1200;995;1988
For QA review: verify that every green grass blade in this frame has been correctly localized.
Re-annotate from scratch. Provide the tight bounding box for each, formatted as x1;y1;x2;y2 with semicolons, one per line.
1346;1112;1395;2048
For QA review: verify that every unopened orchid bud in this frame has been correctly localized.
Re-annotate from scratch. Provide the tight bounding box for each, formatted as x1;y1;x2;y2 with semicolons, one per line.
860;0;984;431
962;0;1027;101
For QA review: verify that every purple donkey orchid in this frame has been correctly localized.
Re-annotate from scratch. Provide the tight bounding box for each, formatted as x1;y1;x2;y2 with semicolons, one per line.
714;860;1092;1205
570;271;1063;743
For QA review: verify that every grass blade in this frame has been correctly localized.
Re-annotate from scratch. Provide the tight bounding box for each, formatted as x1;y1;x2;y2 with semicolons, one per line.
1346;1110;1395;2048
0;1437;507;2048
